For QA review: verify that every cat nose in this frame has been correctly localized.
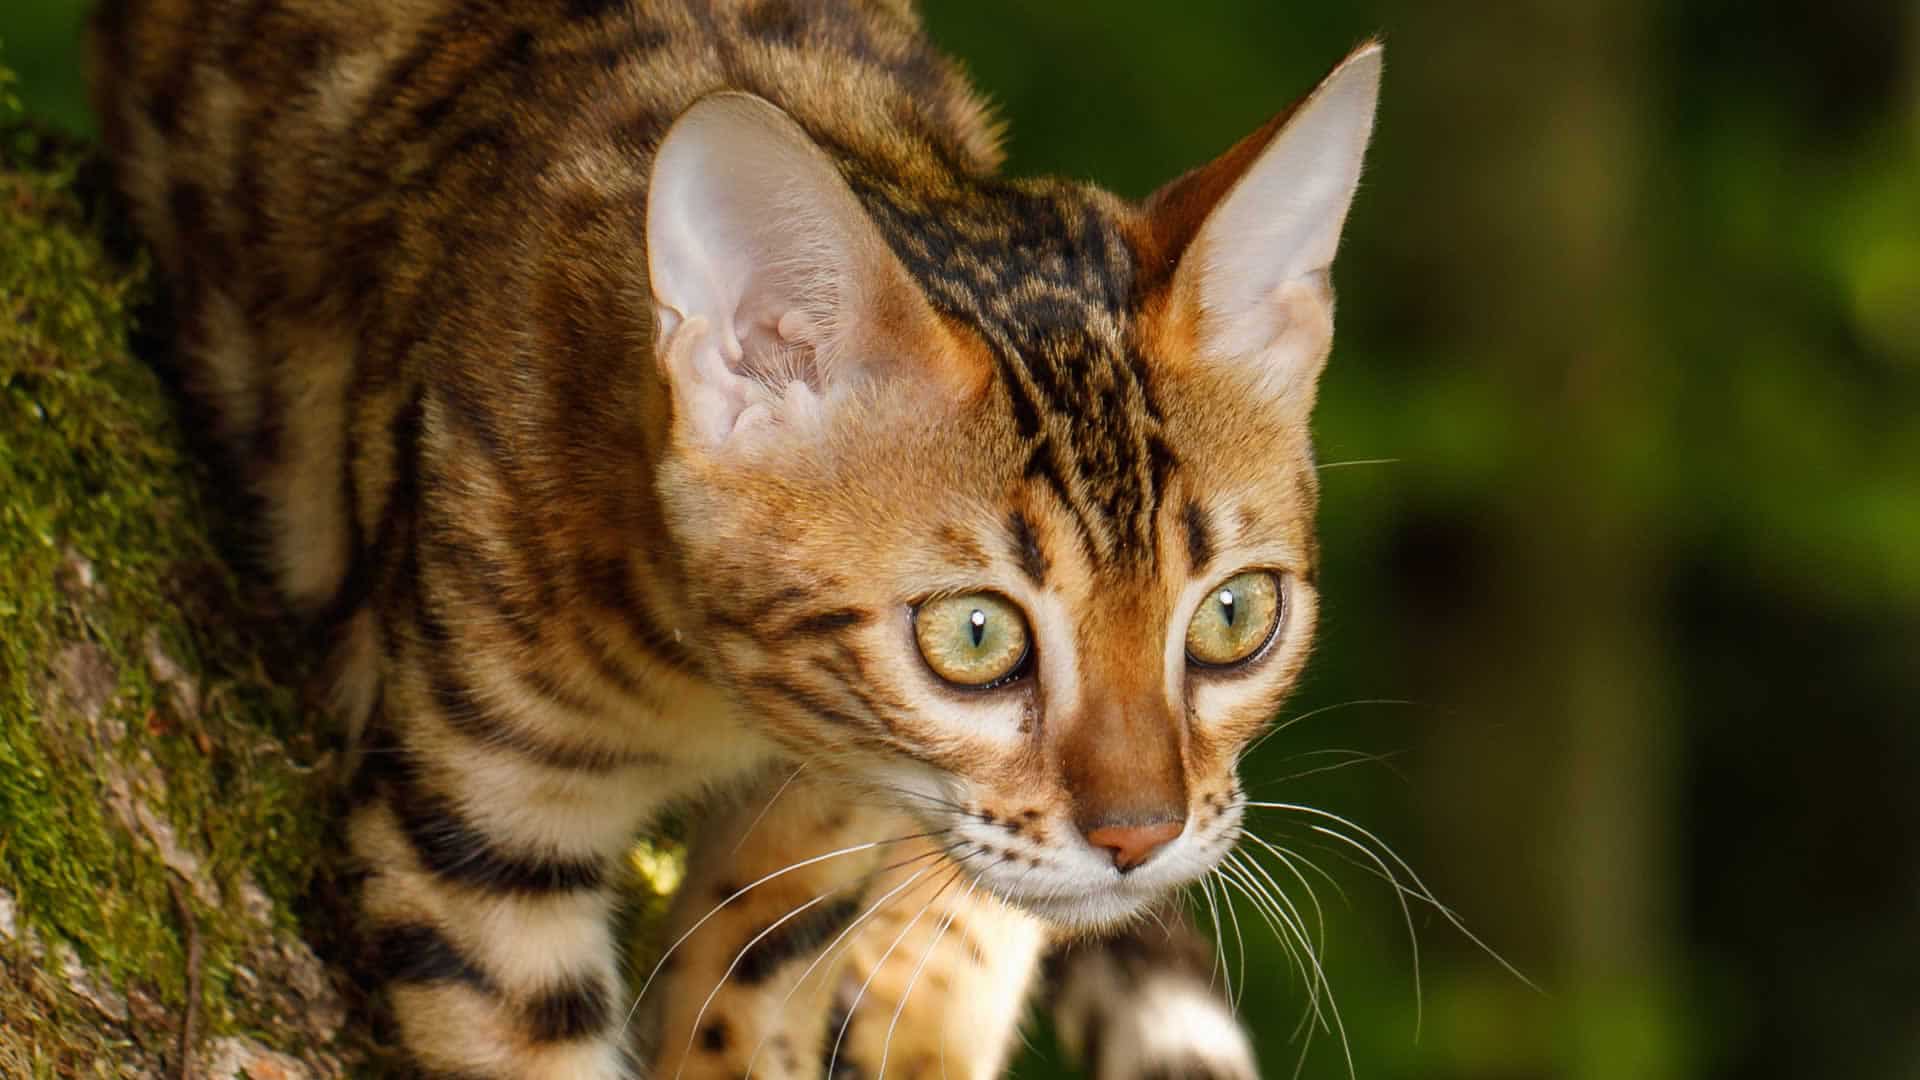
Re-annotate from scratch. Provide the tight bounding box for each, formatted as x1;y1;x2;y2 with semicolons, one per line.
1081;817;1184;872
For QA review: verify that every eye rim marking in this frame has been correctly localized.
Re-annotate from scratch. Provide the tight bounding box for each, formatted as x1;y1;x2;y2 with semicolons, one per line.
1185;569;1286;671
911;591;1034;691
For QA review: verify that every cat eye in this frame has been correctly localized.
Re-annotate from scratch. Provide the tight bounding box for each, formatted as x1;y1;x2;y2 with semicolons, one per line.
1185;570;1284;668
913;593;1031;689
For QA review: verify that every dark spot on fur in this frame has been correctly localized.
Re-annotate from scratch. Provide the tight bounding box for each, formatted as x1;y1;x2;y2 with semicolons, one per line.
824;998;864;1080
737;897;862;984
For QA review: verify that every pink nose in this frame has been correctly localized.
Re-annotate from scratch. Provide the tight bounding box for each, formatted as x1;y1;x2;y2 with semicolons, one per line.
1082;819;1183;871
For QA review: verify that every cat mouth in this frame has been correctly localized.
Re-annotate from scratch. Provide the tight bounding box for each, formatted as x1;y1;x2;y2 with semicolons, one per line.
937;801;1244;932
994;872;1179;933
953;839;1214;933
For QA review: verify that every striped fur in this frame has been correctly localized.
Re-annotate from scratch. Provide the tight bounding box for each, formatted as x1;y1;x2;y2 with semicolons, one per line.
90;2;1375;1076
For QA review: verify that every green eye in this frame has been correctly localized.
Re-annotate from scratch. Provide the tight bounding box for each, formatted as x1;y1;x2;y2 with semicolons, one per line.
914;593;1031;688
1185;571;1283;668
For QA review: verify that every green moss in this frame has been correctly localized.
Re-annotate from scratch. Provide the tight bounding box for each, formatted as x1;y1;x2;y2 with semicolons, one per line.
0;960;145;1080
0;79;337;1066
0;65;690;1072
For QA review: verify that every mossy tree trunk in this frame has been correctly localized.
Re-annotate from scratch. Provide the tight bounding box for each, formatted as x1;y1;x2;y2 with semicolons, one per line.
0;95;683;1075
1;109;365;1077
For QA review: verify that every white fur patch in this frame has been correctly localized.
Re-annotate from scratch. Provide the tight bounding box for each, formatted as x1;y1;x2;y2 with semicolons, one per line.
1059;967;1258;1080
1120;975;1259;1078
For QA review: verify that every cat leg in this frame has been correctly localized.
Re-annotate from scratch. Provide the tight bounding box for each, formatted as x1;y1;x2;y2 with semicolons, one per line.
349;678;665;1079
826;868;1046;1080
647;772;1046;1080
1046;909;1258;1080
646;772;895;1080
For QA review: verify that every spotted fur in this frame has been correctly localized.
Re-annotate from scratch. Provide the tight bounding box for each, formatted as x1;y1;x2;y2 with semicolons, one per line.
89;1;1378;1076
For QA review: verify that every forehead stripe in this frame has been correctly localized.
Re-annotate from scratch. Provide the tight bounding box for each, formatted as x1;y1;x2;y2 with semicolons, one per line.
1006;511;1050;586
1183;501;1216;573
845;167;1175;566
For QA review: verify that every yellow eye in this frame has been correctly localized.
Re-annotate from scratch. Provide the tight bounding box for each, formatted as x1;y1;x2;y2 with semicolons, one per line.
914;593;1031;688
1185;571;1283;667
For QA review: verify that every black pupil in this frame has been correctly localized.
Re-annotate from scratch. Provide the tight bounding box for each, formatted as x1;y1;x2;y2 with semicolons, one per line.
1221;589;1237;627
969;611;985;647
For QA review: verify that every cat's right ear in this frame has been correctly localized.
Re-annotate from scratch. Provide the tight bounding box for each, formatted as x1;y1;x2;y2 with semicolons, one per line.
647;93;968;453
1143;42;1381;409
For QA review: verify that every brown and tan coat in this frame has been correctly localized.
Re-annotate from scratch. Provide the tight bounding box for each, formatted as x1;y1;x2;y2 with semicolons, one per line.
89;1;1380;1076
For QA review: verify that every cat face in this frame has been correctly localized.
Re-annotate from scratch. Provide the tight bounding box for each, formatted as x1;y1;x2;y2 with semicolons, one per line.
660;372;1324;930
651;45;1378;930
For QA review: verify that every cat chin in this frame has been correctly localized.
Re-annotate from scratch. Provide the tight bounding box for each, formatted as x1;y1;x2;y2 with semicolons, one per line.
1003;882;1175;936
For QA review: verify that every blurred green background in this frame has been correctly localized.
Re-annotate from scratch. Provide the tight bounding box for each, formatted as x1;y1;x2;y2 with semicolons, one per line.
3;1;1917;1077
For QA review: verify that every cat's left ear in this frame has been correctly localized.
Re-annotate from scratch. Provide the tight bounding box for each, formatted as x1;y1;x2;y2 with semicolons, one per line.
1145;42;1381;405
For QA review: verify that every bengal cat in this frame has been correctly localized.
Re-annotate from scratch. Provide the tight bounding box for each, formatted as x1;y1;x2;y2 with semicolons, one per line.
87;2;1380;1076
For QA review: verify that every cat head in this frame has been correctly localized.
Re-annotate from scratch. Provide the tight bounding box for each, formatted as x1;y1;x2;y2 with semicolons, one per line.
648;43;1380;931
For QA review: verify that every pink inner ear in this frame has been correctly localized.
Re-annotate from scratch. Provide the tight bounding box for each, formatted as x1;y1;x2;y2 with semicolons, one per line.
1167;46;1378;375
656;316;745;447
736;307;828;392
657;308;837;451
647;93;913;450
1251;278;1335;398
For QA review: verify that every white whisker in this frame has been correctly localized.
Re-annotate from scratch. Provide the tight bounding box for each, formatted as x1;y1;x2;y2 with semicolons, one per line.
1235;854;1354;1079
1245;698;1419;757
877;877;975;1080
825;862;969;1080
671;847;947;1080
1251;825;1421;1037
1208;863;1315;1040
1237;837;1331;968
1219;875;1250;1013
1216;858;1350;1079
1258;747;1412;787
1250;801;1537;991
624;830;943;1034
742;855;947;1079
1219;854;1320;1022
1315;457;1400;470
732;762;809;856
1196;872;1229;998
1258;834;1354;910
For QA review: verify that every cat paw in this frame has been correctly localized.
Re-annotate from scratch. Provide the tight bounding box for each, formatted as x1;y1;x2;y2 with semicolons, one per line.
1082;973;1258;1080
